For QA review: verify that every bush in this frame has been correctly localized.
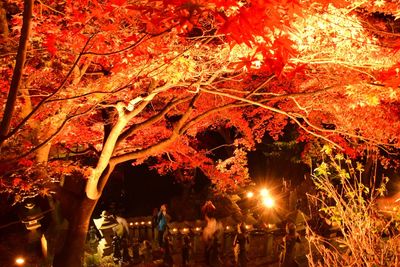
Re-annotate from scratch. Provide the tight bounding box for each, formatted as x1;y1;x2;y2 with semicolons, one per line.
306;147;400;267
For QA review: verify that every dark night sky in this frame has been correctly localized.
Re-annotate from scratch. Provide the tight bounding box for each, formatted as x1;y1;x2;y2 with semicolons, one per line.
95;144;311;219
95;164;182;217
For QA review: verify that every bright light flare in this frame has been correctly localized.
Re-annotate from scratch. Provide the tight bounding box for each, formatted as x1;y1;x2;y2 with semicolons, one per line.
15;257;25;265
262;196;275;208
246;191;254;198
260;188;269;197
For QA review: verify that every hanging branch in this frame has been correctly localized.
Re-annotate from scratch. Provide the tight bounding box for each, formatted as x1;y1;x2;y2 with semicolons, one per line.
1;34;96;143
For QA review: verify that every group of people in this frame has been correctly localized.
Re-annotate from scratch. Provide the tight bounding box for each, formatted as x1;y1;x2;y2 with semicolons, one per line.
111;201;303;266
200;200;303;267
232;221;302;267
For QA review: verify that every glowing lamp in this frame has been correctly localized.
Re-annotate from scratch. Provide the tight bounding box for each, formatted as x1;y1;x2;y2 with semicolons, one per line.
226;226;230;230
129;222;133;226
141;221;145;225
195;227;201;232
22;218;41;231
172;228;178;233
134;222;139;226
262;196;275;208
246;191;254;198
15;257;25;265
147;221;152;225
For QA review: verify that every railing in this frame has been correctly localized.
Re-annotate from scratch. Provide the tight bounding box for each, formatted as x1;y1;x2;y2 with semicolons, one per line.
126;216;283;263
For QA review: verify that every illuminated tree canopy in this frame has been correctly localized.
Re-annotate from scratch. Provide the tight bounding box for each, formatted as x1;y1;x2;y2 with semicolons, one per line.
0;0;400;266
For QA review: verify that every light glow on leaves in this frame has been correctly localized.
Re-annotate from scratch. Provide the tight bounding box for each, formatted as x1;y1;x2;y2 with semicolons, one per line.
2;0;400;203
374;0;386;8
290;5;398;70
216;147;250;184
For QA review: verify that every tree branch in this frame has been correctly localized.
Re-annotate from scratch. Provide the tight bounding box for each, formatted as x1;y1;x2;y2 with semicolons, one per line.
1;34;96;143
83;34;148;56
57;144;100;158
199;87;344;149
0;106;96;163
116;96;192;147
181;76;275;134
111;94;200;165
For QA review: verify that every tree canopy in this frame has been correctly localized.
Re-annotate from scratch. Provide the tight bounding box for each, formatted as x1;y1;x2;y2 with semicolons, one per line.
0;1;400;264
1;0;400;200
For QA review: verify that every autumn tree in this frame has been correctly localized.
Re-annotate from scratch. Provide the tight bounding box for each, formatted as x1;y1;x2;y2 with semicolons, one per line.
1;0;400;266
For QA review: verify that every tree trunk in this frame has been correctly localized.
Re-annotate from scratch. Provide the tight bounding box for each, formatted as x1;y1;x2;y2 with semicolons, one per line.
53;195;98;267
0;0;33;142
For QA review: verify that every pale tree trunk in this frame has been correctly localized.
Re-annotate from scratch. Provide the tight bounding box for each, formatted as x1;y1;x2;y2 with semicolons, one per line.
53;163;116;267
52;103;133;267
52;91;186;266
52;93;159;266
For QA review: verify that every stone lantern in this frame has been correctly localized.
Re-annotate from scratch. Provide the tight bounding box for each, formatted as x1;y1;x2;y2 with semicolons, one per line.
20;201;47;260
93;211;119;257
21;202;44;231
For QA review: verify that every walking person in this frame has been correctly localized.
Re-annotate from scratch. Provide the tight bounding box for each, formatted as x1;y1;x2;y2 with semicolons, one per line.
157;204;168;249
140;240;152;263
279;222;301;267
207;229;222;267
163;234;174;266
202;200;221;266
152;207;159;241
233;222;250;267
182;235;192;266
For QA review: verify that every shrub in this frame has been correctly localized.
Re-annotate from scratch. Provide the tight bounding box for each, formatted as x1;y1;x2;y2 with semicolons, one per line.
306;147;400;267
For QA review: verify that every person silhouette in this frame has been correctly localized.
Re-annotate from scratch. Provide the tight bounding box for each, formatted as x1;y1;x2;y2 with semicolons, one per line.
182;235;192;266
233;222;250;267
163;234;174;266
157;204;168;248
279;222;301;267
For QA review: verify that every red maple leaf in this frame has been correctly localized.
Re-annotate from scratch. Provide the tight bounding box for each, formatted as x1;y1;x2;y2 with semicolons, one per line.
44;34;57;56
213;0;238;9
111;0;126;6
389;42;400;55
272;35;296;62
378;63;400;87
233;54;257;71
21;183;32;191
18;158;34;167
12;177;22;187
